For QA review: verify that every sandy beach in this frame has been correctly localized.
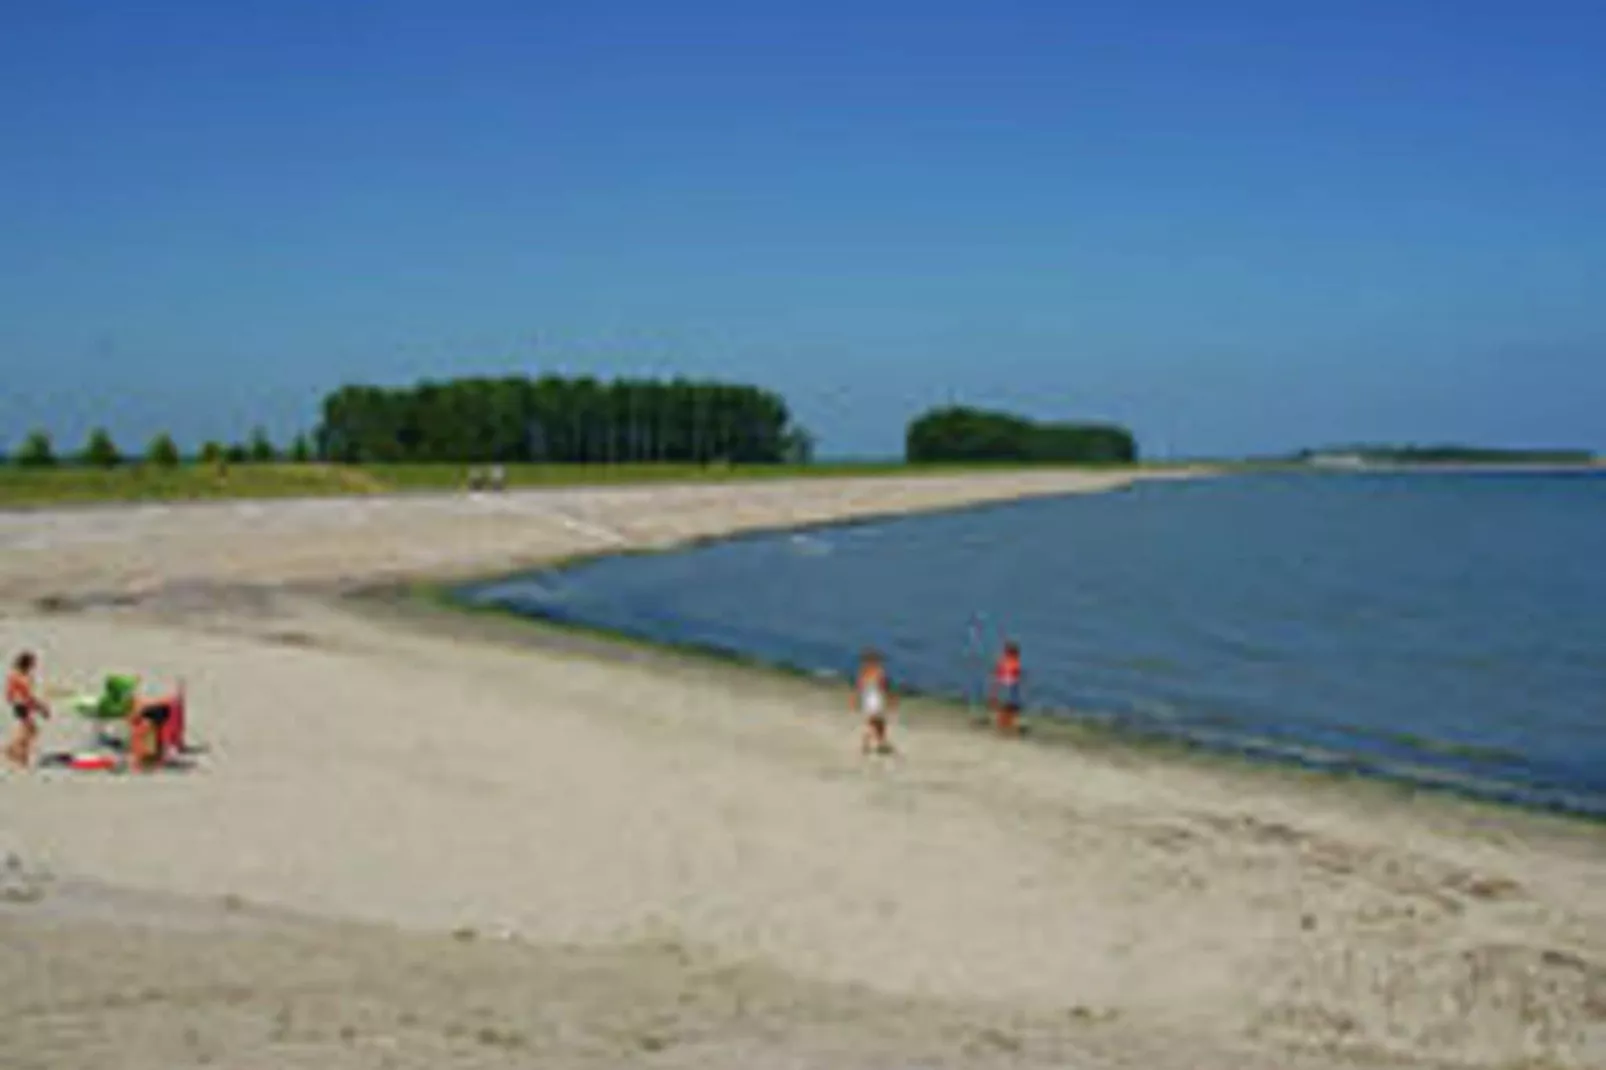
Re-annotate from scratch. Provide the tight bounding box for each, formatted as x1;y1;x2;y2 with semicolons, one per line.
3;469;1604;1070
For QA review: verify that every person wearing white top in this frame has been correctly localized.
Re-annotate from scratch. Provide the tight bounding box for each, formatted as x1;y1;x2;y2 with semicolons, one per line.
852;648;895;755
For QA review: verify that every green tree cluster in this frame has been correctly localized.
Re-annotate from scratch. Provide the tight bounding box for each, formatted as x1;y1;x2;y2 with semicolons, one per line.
905;406;1138;464
145;433;181;467
81;428;122;467
247;426;276;462
14;429;57;467
315;375;801;465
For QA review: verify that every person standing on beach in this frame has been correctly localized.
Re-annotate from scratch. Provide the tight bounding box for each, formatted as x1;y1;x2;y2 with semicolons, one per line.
5;651;51;768
989;640;1024;735
853;648;896;755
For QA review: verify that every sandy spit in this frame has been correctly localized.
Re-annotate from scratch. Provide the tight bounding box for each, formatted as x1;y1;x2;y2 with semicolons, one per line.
3;469;1604;1069
0;468;1186;603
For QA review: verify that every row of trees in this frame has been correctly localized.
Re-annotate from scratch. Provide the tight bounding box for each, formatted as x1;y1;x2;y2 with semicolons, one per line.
4;427;314;468
3;374;812;468
315;375;812;465
6;391;1140;470
905;406;1138;464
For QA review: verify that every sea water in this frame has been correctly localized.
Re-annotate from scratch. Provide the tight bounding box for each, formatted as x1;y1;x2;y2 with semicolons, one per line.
461;471;1606;817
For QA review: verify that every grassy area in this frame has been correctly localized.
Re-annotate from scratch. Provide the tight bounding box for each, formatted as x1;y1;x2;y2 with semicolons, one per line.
0;459;1159;508
0;463;384;507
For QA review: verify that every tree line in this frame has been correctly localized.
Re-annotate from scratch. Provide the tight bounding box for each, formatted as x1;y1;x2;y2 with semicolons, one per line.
3;426;313;468
905;406;1138;464
315;375;811;465
3;374;813;468
1294;444;1595;465
4;388;1140;471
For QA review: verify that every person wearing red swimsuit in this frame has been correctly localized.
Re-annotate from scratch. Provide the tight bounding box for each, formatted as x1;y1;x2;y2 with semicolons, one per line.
989;641;1024;735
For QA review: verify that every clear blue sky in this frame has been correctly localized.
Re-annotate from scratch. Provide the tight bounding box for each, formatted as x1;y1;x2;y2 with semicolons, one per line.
3;1;1602;459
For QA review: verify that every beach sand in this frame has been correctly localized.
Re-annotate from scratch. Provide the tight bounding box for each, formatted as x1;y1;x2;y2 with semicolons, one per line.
3;470;1604;1069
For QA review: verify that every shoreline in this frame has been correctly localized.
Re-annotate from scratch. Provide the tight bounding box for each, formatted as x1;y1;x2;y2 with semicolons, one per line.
368;580;1606;832
407;477;1606;828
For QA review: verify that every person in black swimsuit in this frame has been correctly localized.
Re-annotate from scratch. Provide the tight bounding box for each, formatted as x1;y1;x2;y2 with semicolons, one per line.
6;651;51;768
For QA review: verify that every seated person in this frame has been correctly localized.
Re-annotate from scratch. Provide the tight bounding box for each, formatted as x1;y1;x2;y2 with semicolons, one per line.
128;682;184;770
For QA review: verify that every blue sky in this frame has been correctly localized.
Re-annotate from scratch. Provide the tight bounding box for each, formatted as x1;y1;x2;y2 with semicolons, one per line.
2;1;1602;459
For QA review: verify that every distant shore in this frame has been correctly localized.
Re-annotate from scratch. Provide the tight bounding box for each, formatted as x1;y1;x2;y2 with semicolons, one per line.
1298;458;1605;474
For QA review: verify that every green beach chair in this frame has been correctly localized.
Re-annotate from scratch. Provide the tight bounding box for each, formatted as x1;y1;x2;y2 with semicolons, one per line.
70;674;140;748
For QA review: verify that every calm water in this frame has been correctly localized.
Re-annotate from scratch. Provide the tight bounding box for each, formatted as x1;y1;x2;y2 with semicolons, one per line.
460;472;1606;817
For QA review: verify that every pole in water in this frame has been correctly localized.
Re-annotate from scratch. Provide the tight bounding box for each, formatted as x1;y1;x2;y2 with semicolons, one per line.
966;612;987;716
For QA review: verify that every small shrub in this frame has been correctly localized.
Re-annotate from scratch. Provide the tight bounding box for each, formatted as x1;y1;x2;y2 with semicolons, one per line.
81;427;121;468
146;433;181;468
247;427;276;463
13;429;55;467
200;441;227;477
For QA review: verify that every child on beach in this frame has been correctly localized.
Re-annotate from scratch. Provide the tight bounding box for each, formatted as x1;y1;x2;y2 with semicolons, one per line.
989;640;1024;735
852;648;896;755
5;651;51;768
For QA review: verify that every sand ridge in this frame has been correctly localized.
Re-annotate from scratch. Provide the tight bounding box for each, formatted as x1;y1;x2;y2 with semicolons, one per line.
0;469;1187;603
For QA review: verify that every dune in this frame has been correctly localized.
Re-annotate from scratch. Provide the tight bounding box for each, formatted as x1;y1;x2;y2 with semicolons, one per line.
3;470;1603;1069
